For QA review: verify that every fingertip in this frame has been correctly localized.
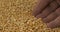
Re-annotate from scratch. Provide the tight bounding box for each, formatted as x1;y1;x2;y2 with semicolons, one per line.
43;18;49;23
46;23;56;29
36;14;46;19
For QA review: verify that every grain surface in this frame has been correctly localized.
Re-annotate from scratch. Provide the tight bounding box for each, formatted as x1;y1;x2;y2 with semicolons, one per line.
0;0;60;32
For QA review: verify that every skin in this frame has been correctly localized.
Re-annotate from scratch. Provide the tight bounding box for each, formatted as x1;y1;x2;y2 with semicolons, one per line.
32;0;60;28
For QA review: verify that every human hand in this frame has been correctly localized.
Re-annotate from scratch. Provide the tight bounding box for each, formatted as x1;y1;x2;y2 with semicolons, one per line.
32;0;60;28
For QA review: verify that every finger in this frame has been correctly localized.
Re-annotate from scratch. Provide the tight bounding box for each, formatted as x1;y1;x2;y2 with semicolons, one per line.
42;7;60;23
55;7;60;15
47;16;60;28
32;0;53;16
43;12;58;23
36;1;59;18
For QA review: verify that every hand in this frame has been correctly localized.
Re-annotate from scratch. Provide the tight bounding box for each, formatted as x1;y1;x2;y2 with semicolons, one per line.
32;0;60;28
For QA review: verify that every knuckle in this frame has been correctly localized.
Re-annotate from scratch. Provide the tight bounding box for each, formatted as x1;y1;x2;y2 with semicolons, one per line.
56;0;60;5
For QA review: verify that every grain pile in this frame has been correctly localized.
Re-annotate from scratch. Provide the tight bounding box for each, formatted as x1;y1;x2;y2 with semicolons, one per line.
0;0;60;32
